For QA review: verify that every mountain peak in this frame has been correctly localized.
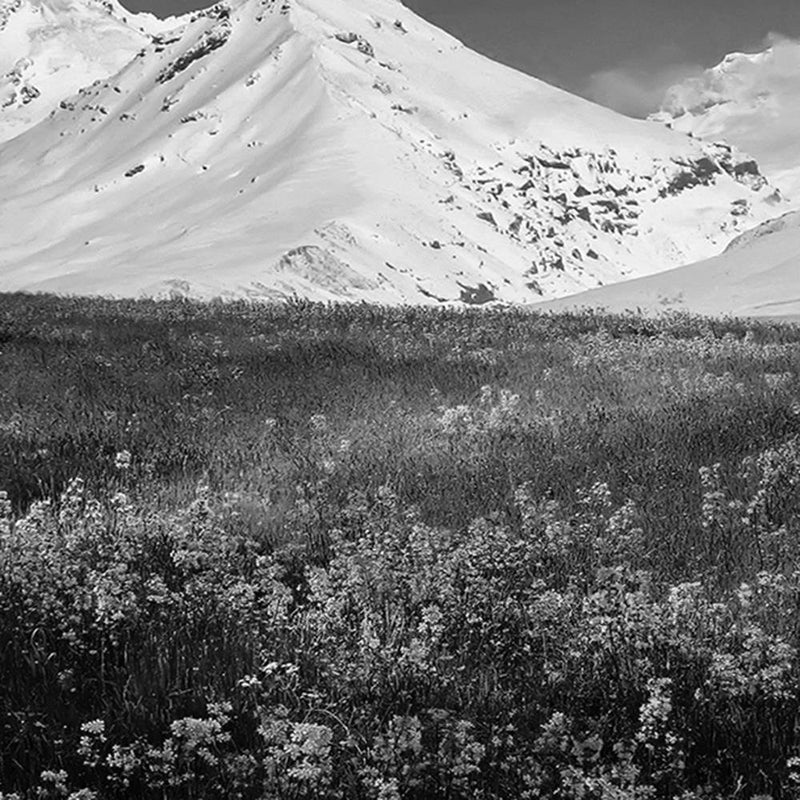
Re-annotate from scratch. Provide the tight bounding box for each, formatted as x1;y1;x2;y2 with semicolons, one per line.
0;0;182;140
652;38;800;200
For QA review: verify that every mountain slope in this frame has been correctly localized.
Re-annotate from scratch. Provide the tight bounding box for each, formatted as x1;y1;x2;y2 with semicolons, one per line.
536;211;800;319
0;0;788;302
0;0;181;142
653;41;800;202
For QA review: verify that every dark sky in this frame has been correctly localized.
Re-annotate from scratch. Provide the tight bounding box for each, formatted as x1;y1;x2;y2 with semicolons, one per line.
122;0;800;116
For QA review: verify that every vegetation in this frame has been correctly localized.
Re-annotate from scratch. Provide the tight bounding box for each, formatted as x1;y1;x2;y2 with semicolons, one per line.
3;292;800;798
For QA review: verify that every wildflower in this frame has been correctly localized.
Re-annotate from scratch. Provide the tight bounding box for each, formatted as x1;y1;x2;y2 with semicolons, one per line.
145;576;171;606
59;478;86;526
237;674;262;690
81;720;106;736
110;492;131;512
39;771;68;792
636;678;673;745
764;372;792;390
285;723;333;783
439;404;473;434
169;715;229;762
788;755;800;787
372;777;402;800
736;582;753;607
114;450;132;470
106;744;140;786
0;490;11;537
321;458;337;475
309;413;328;433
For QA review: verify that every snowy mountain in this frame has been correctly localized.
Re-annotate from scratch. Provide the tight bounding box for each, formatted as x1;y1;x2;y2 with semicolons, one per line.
653;40;800;202
0;0;789;302
537;210;800;319
0;0;179;142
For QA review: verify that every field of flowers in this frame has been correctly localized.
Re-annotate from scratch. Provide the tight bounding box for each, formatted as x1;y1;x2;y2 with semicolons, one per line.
3;292;800;798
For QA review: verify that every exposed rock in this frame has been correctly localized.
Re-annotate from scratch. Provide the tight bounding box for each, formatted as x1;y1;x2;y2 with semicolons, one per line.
156;23;231;84
458;282;495;304
334;31;374;57
659;156;721;197
273;245;379;294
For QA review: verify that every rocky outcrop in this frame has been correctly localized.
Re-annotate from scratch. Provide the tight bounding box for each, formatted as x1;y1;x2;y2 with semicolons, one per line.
156;20;231;83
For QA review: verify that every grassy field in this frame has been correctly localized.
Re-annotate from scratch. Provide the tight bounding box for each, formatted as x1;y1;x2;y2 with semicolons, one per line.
3;292;800;798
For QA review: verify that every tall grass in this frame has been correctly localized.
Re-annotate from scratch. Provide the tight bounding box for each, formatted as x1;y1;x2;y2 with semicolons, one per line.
2;293;800;797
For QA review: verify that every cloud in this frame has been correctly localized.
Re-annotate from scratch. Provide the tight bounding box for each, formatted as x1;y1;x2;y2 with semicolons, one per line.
658;33;800;117
753;31;797;53
585;62;704;118
586;33;800;119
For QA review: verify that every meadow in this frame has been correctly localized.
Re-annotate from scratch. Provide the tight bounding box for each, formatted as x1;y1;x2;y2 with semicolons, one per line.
3;292;800;798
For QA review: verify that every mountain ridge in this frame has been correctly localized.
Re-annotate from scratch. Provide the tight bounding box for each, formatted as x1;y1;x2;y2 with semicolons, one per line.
0;0;183;141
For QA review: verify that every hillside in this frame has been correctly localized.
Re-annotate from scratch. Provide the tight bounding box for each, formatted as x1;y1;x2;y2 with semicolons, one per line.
0;0;787;302
537;209;800;319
